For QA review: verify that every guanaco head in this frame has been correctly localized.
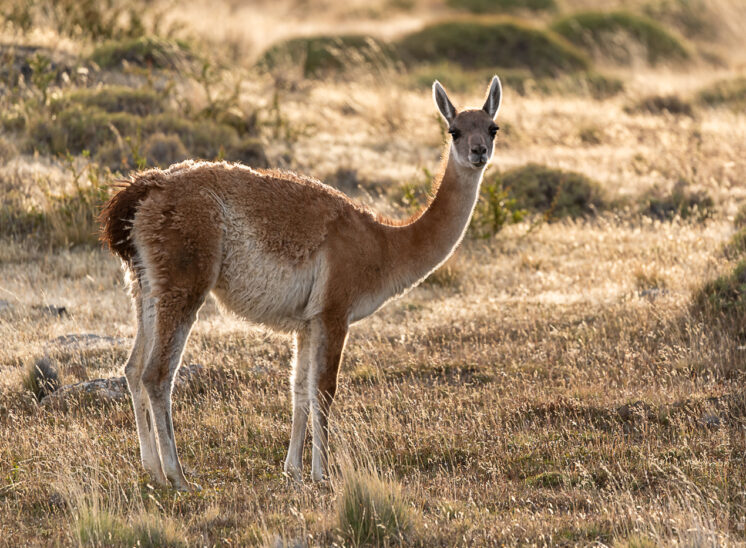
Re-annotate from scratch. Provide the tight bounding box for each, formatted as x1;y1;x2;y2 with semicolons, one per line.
432;76;502;171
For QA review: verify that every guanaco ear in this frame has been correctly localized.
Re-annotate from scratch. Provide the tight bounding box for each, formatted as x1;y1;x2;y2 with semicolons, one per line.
482;75;502;119
432;80;456;124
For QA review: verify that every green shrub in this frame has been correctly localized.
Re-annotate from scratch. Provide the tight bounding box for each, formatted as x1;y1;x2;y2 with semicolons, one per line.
397;19;589;75
1;0;151;41
336;469;413;547
23;92;268;168
27;104;138;156
626;93;693;116
51;86;167;116
446;0;556;14
258;35;395;77
141;132;188;167
639;181;714;222
91;36;191;70
143;113;237;160
697;77;746;111
551;11;690;65
501;163;604;220
470;176;526;237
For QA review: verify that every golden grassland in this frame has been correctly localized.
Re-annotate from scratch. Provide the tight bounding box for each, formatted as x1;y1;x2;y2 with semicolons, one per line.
1;0;745;545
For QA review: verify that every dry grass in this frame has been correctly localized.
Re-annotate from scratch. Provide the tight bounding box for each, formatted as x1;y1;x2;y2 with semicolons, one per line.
1;0;745;546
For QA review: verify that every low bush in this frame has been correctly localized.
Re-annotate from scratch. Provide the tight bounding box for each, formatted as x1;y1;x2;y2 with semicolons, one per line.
20;86;268;170
691;260;746;340
27;104;138;156
551;11;690;66
1;0;152;41
626;93;693;116
446;0;556;14
697;77;746;111
397;19;589;75
141;132;188;167
639;181;714;222
91;36;192;70
258;35;394;77
51;86;167;116
470;176;526;237
501;163;604;220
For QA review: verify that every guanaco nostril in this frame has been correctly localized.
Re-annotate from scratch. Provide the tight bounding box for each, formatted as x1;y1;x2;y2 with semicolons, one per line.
471;145;487;155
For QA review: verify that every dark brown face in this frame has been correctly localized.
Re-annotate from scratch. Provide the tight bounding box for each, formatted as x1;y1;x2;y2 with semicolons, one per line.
432;76;502;172
447;109;499;169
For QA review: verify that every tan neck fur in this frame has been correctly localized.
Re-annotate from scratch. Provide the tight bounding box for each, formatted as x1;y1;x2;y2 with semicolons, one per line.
383;145;484;294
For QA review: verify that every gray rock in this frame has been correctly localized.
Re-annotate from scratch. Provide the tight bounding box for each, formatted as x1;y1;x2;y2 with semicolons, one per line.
41;364;204;408
700;413;723;428
48;333;130;350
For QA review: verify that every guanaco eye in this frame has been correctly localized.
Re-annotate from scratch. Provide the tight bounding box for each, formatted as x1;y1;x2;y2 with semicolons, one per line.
489;125;499;138
448;128;461;139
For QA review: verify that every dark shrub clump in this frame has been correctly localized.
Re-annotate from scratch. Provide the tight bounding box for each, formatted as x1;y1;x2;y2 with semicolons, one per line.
446;0;556;14
639;181;714;222
397;20;588;75
551;11;690;66
258;35;394;77
626;94;694;116
91;36;192;70
501;163;604;220
697;77;746;111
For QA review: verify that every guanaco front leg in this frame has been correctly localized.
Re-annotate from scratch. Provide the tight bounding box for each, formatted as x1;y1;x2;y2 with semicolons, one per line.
309;317;348;482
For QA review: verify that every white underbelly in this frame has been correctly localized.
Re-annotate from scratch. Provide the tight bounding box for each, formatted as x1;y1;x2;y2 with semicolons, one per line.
212;233;323;332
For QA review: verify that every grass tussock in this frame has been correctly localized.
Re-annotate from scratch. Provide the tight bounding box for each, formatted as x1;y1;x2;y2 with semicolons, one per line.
500;163;605;220
75;505;187;547
551;11;690;66
336;468;413;547
397;19;589;75
21;357;60;401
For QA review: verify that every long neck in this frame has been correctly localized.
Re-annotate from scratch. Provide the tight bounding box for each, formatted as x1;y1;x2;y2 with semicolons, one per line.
387;147;483;290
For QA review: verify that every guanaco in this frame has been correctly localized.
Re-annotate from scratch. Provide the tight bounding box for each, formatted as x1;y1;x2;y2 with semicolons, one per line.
99;76;502;489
